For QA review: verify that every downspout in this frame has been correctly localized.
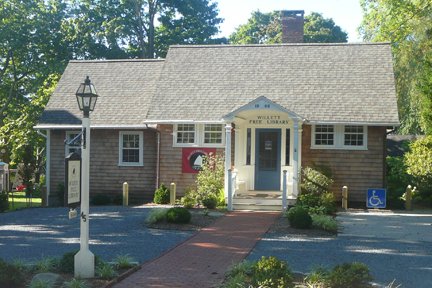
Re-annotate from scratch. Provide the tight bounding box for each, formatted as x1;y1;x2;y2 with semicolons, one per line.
146;125;161;189
36;129;50;207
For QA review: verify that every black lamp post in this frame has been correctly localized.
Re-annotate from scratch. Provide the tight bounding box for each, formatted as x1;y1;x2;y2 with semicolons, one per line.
74;76;98;278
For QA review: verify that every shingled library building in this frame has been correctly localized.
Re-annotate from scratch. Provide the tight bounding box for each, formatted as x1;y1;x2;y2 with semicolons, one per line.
35;11;399;210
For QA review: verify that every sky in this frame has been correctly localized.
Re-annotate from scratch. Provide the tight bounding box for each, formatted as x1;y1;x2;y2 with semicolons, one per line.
215;0;364;42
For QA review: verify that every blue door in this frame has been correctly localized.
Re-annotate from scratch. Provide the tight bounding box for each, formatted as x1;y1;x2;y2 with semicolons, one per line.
255;129;281;190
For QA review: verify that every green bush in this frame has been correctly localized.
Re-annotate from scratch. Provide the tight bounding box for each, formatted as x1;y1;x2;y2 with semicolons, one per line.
195;154;224;206
311;214;338;233
56;182;65;206
0;258;25;287
301;166;333;195
327;262;372;288
404;136;432;206
386;156;411;209
202;195;218;209
180;189;197;208
63;278;89;288
145;208;168;224
253;256;294;288
96;262;118;280
286;206;312;229
59;251;77;273
91;194;111;205
112;194;123;205
153;183;170;204
0;191;8;212
114;254;136;269
166;207;191;224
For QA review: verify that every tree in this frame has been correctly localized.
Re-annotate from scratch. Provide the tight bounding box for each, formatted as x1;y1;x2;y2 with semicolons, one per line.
229;11;348;44
69;0;223;59
359;0;432;134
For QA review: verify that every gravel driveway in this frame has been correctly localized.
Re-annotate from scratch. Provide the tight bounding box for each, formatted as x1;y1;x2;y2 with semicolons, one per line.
0;206;192;263
248;210;432;288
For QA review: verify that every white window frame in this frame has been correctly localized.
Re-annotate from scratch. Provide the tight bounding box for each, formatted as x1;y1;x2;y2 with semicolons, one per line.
173;124;225;148
119;131;144;166
311;125;367;150
174;124;196;146
65;131;81;156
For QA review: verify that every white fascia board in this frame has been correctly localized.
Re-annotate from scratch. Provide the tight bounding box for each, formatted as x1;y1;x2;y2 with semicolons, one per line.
143;119;225;124
33;124;155;130
306;120;400;127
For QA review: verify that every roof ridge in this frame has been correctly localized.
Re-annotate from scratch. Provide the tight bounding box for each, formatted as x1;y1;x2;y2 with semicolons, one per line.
69;59;165;63
169;42;391;49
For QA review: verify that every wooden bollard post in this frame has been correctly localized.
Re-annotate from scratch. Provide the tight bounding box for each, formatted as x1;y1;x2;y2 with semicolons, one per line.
342;186;348;210
170;183;176;205
405;185;413;210
122;182;129;206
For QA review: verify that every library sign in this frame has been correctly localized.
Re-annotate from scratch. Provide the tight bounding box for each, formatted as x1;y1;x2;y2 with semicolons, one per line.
249;115;290;125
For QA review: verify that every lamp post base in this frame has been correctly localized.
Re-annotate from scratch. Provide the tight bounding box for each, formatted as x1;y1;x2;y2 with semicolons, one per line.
74;249;95;278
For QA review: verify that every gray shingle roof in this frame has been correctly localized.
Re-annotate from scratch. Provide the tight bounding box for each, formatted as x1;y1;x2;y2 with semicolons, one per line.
147;43;399;125
37;59;164;127
37;43;399;127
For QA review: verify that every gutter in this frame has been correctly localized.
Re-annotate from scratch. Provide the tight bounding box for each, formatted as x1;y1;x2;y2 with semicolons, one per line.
146;124;161;189
36;129;50;207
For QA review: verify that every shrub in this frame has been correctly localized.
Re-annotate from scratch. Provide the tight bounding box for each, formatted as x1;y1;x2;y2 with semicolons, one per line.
0;258;25;287
114;254;136;269
253;256;294;288
301;166;333;195
311;214;338;233
0;191;8;212
59;251;77;273
202;195;218;209
33;256;57;273
63;278;89;288
112;194;123;205
386;156;411;209
166;207;191;224
180;189;197;208
319;192;337;214
327;262;372;288
153;183;170;204
96;262;118;280
145;208;168;224
91;194;111;205
286;206;312;229
195;154;224;205
56;182;65;206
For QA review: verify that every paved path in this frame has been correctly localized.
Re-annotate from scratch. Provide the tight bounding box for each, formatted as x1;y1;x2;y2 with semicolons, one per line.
113;211;279;288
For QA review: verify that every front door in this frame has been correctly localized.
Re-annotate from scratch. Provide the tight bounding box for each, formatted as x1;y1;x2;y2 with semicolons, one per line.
255;129;281;190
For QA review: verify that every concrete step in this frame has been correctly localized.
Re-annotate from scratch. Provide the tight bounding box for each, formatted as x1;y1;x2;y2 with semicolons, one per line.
232;203;283;211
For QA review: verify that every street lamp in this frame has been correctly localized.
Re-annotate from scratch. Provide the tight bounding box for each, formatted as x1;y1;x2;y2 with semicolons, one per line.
74;76;98;278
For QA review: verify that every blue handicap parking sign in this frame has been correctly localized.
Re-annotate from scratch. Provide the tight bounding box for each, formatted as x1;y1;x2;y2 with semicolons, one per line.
367;188;386;208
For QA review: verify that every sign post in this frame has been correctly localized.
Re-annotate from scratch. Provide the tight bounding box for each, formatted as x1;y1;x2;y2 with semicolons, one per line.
366;188;386;209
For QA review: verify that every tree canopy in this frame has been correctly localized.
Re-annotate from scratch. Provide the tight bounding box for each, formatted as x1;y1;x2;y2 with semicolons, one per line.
0;0;223;177
229;11;348;44
359;0;432;134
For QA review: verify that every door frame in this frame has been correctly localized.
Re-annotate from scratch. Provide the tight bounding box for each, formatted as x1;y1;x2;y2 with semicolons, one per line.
254;128;281;190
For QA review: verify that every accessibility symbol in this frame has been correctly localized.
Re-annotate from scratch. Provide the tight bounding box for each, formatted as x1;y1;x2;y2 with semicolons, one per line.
367;188;386;209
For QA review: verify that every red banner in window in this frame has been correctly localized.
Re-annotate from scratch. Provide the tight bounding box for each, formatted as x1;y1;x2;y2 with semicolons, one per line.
182;148;216;173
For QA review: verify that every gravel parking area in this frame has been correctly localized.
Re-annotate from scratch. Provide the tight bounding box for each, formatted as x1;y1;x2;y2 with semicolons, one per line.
0;206;193;263
248;210;432;288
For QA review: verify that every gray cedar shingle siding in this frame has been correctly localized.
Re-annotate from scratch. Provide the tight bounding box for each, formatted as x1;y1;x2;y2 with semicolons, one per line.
39;59;164;127
147;43;398;125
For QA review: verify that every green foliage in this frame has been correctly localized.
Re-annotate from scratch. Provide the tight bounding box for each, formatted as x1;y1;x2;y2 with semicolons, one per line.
311;214;338;233
63;278;89;288
202;195;218;209
112;194;123;206
304;266;328;287
301;166;333;195
229;11;347;44
56;183;65;206
28;279;53;288
195;153;225;207
180;189;197;208
91;194;112;206
0;191;8;212
114;254;136;269
327;262;372;288
223;257;293;288
359;0;432;134
404;136;432;205
0;258;25;287
59;251;77;274
33;256;57;273
145;208;168;224
166;207;191;224
153;183;170;204
286;206;312;229
96;262;118;280
386;156;411;209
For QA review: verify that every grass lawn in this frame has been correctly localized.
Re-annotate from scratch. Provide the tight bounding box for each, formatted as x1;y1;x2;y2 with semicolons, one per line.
7;191;42;211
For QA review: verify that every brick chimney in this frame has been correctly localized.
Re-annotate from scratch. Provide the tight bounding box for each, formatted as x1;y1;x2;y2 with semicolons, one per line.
281;10;304;43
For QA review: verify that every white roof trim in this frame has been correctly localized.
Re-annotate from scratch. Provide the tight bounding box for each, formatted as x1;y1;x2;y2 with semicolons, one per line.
34;124;155;130
143;120;225;124
307;120;400;126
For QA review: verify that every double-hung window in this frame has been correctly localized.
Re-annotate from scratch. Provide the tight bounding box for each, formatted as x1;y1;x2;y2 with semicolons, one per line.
176;124;196;144
119;131;143;166
174;124;224;147
312;125;367;150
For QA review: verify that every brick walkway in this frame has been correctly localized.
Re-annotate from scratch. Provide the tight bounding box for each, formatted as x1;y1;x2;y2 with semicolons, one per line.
112;211;279;288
